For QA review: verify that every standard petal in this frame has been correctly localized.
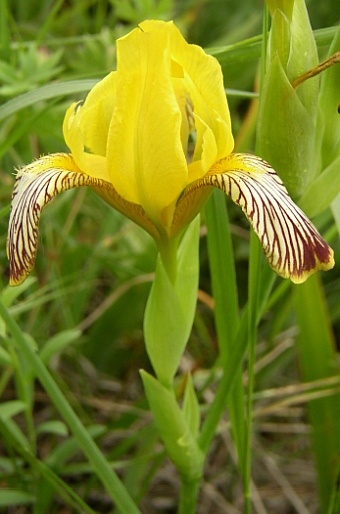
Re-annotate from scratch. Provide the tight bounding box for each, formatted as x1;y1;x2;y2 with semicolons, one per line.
63;72;117;181
162;20;234;168
107;22;188;229
182;153;334;283
63;102;109;181
7;153;159;285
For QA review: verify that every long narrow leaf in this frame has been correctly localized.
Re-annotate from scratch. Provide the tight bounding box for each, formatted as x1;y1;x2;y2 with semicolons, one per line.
0;299;141;514
205;190;246;474
0;80;98;122
295;275;340;513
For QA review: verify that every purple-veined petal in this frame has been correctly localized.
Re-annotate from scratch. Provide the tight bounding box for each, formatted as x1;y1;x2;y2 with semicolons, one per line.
7;154;109;285
7;153;159;285
182;153;334;283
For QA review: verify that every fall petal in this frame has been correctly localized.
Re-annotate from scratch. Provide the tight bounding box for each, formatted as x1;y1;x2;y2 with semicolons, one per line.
183;153;334;283
7;153;159;285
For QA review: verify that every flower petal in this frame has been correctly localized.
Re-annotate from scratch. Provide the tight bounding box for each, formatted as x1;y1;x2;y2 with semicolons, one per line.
161;20;234;164
183;153;334;283
7;153;159;285
63;72;117;181
106;22;188;228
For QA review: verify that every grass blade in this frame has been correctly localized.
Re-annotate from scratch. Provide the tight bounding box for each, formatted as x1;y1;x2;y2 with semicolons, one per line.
295;274;340;512
205;190;246;474
0;298;141;514
0;80;98;122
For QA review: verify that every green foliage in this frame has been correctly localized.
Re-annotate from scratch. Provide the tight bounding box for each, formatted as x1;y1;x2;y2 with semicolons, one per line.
141;370;204;480
295;275;340;513
257;0;319;199
0;45;63;97
0;0;339;513
144;216;200;385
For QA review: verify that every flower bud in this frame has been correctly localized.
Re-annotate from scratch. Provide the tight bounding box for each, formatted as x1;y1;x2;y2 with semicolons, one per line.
258;0;319;199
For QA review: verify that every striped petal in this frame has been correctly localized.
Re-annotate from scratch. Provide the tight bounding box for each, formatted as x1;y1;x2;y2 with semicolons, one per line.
7;153;159;286
181;153;334;283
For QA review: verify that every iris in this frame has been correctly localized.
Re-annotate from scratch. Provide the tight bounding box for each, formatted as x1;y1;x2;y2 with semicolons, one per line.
7;20;334;285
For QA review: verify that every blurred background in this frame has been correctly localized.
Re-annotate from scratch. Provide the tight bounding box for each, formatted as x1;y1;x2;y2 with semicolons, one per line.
0;1;339;512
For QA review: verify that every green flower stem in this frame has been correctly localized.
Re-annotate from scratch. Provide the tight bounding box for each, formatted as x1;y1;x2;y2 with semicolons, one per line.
158;235;180;284
145;218;200;385
178;477;200;514
0;299;141;514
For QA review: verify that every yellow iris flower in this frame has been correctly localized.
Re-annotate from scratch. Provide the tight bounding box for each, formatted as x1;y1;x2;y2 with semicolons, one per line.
7;20;334;285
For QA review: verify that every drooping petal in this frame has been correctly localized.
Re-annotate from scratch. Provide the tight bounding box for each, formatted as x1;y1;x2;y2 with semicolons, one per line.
170;186;214;239
180;153;334;283
7;153;159;285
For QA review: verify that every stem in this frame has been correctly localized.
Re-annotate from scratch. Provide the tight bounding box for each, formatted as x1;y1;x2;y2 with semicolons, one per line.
158;235;180;285
178;477;200;514
0;299;141;514
8;345;36;452
291;52;340;89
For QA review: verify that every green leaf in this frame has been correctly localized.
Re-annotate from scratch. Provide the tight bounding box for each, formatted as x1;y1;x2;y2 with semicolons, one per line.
45;425;106;469
0;299;141;514
1;278;37;308
331;192;340;235
257;54;316;199
205;190;246;476
0;345;11;365
316;24;340;172
0;400;26;418
182;374;200;440
298;153;340;217
39;329;82;363
0;79;98;122
287;0;319;114
0;417;29;449
207;27;337;69
144;216;200;385
0;490;35;507
267;7;291;67
140;370;204;480
0;420;97;514
258;0;319;200
36;420;69;436
295;275;340;513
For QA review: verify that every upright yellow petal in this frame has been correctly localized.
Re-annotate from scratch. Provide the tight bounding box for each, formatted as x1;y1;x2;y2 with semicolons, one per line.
162;21;234;173
107;22;188;231
63;72;117;182
62;20;235;237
